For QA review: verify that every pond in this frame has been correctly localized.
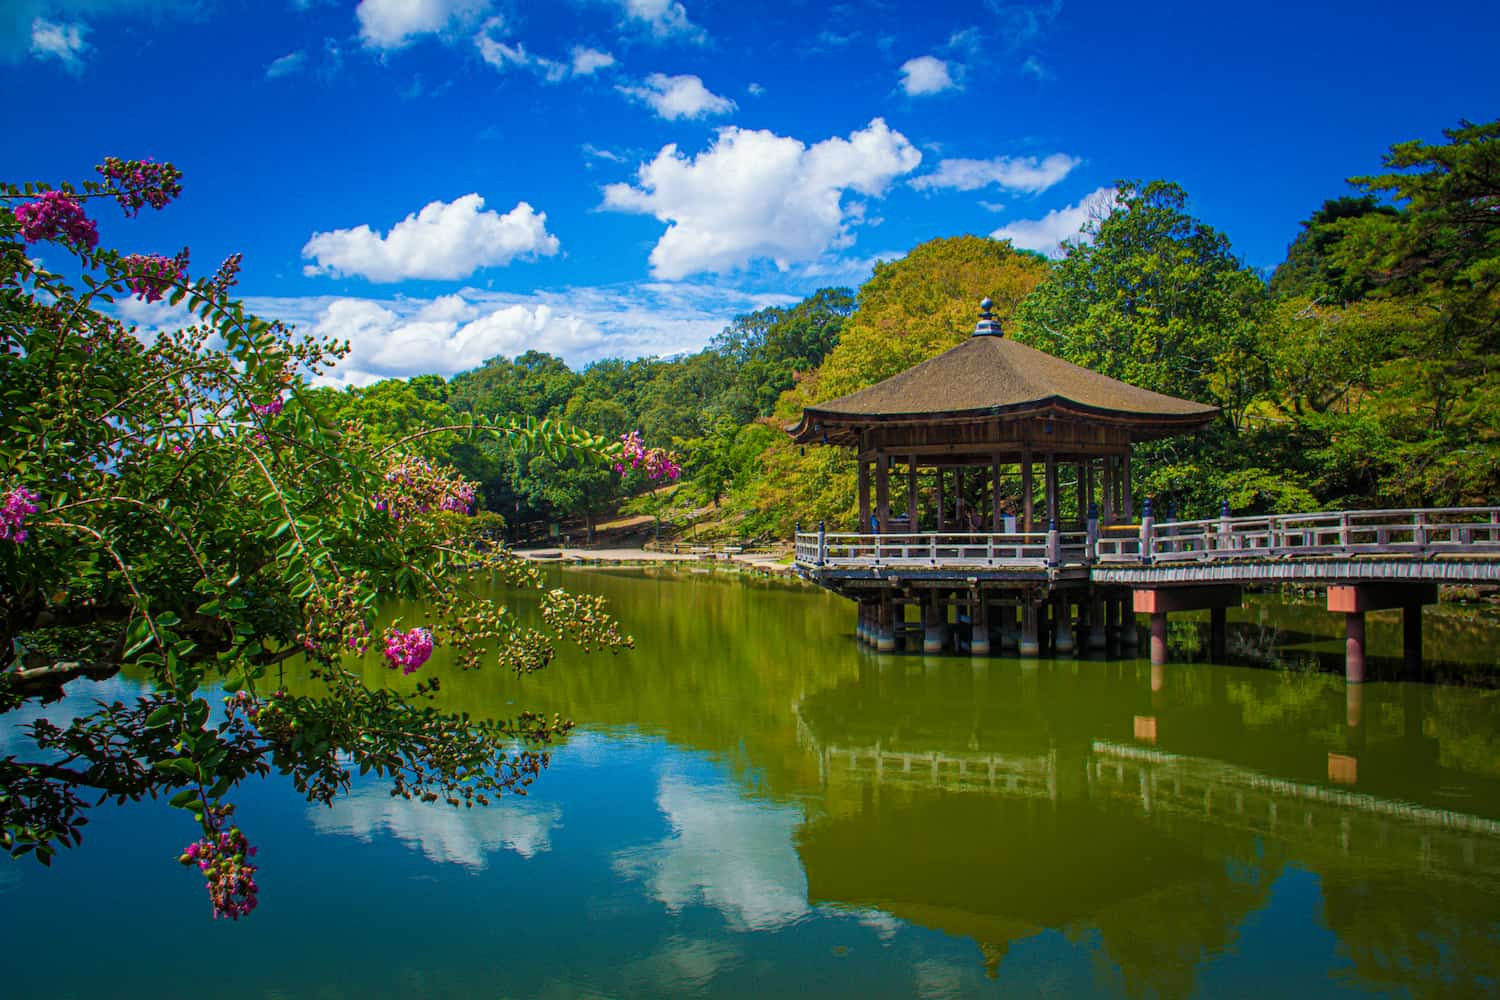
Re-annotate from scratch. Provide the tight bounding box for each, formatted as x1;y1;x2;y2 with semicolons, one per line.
3;566;1499;998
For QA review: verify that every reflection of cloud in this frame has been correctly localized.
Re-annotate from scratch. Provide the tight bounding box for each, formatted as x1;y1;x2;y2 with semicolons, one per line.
612;773;809;931
623;935;741;993
0;675;141;757
310;785;560;869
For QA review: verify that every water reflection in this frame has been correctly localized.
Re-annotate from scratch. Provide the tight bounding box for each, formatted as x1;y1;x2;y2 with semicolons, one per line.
794;654;1500;996
612;771;809;931
309;786;561;868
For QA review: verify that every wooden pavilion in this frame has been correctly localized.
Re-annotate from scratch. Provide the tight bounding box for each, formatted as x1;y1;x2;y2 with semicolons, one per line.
790;299;1217;536
790;298;1218;657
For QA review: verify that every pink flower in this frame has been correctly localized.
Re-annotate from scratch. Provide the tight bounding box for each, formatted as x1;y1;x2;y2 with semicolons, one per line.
120;249;189;303
1;486;40;544
383;626;434;675
96;157;183;217
250;397;283;417
14;190;98;250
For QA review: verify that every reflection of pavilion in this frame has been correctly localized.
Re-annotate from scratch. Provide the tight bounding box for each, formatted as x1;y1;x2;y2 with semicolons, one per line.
791;662;1500;993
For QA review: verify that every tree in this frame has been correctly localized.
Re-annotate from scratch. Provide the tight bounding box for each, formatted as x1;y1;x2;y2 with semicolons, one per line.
0;161;635;919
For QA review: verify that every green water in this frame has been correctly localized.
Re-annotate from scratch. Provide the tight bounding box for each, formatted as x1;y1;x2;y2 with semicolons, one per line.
3;566;1499;998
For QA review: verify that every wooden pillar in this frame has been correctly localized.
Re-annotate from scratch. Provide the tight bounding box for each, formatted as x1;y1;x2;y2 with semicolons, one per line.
1076;463;1087;528
1044;453;1058;524
1101;456;1115;526
1089;593;1107;651
1403;604;1423;672
906;457;918;527
1210;607;1227;661
1085;458;1095;521
1054;592;1075;654
923;591;944;654
991;455;1002;530
1020;599;1040;657
935;466;946;532
877;597;896;653
875;453;890;533
1149;613;1169;666
971;594;990;656
1345;612;1366;683
1120;603;1139;650
1021;450;1034;531
955;467;966;526
1122;452;1134;521
857;460;870;532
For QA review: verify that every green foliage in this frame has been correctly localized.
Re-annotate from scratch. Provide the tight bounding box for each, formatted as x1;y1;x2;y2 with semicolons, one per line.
0;164;629;915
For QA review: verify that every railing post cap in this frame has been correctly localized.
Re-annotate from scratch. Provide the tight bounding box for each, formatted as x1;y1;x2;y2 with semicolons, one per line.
1142;498;1154;517
1087;503;1098;519
1048;517;1058;532
817;520;824;532
1220;499;1231;517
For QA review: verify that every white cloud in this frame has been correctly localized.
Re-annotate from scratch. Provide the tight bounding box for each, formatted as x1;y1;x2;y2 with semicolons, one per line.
474;16;567;81
356;0;490;50
899;55;955;96
29;18;87;73
617;73;734;120
309;783;561;868
243;282;796;386
612;773;809;931
602;118;921;279
617;0;704;42
990;185;1119;256
301;194;560;283
582;142;625;163
265;50;306;79
746;81;764;96
570;45;614;75
911;152;1079;194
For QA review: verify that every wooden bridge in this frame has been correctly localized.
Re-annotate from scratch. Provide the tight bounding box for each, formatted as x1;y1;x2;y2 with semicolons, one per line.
793;505;1500;679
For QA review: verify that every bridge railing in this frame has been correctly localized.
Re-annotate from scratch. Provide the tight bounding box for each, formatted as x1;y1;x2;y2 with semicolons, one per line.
794;530;1089;569
794;507;1500;571
1149;507;1500;562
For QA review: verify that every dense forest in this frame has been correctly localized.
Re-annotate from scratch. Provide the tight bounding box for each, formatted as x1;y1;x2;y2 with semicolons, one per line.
309;118;1499;543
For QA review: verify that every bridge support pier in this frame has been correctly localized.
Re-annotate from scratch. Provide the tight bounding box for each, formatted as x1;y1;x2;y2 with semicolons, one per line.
1210;607;1227;661
1088;595;1108;651
856;601;870;646
1020;600;1040;657
970;595;990;656
999;603;1018;652
1054;593;1075;654
1327;583;1437;681
1120;602;1139;651
1132;585;1243;667
923;592;944;654
879;599;899;652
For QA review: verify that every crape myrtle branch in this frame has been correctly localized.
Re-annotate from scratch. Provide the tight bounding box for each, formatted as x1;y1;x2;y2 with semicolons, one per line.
0;159;653;919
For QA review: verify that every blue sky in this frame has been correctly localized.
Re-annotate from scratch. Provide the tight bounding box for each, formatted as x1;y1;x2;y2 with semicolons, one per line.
4;0;1498;386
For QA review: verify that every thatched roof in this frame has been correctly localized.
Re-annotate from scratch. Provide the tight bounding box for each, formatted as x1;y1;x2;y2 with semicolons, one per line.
789;334;1218;445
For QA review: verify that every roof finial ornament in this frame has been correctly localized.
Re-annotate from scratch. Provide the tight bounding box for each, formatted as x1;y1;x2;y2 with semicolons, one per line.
973;296;1002;337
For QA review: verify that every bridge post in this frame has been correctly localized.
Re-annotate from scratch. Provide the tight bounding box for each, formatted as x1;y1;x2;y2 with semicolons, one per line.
971;593;991;656
1139;498;1155;564
1085;503;1099;563
1149;612;1169;666
1046;517;1060;568
1403;604;1422;672
1120;598;1139;650
998;602;1017;652
923;591;944;654
876;596;896;652
1089;593;1107;650
1218;499;1231;552
1327;583;1437;679
1210;607;1227;661
1344;611;1366;683
816;520;826;567
1020;599;1040;657
1054;592;1075;654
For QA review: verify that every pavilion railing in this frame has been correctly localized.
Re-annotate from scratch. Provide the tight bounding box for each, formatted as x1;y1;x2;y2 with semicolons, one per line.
795;530;1089;569
794;507;1500;571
